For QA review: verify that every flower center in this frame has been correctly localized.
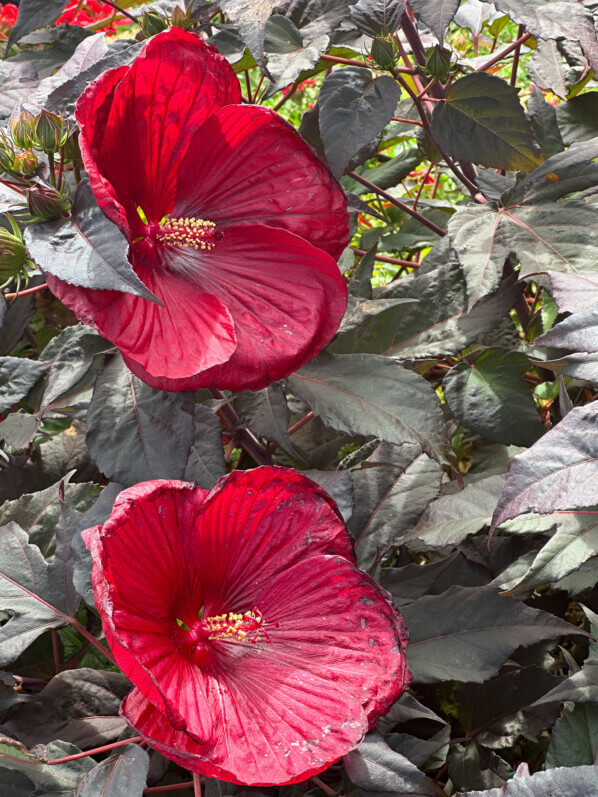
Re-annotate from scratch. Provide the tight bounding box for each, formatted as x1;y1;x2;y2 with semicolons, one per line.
175;608;278;661
152;217;223;251
202;609;274;643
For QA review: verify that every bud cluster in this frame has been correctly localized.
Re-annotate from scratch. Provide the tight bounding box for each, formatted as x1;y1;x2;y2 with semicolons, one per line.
0;108;82;180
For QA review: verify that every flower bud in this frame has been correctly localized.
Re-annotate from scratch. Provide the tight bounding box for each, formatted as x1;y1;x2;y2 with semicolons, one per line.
10;110;35;150
0;135;15;173
26;182;71;221
12;149;38;177
0;216;30;288
424;46;453;84
141;9;169;36
170;4;194;30
62;130;83;165
33;110;70;154
370;38;395;69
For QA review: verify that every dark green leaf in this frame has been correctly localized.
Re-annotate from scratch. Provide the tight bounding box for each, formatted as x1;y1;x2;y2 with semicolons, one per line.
8;0;70;46
453;666;564;745
448;743;510;792
304;469;354;523
404;474;506;548
557;92;598;144
341;147;422;194
3;669;130;749
349;245;376;299
529;39;585;100
528;85;565;158
504;511;598;594
430;73;544;173
219;0;279;74
491;403;598;530
382;552;489;606
0;357;49;413
0;738;95;795
263;16;328;96
318;66;401;178
457;764;598;796
350;441;443;569
0;522;75;666
183;405;226;489
0;287;36;356
532;662;598;706
349;0;405;37
39;324;113;412
25;182;159;303
479;0;598;75
235;383;294;455
443;349;543;446
76;744;149;797
344;732;442;796
549;272;598;314
286;353;448;460
402;585;582;683
86;354;195;487
546;702;598;768
410;0;460;39
332;251;522;357
502;136;598;205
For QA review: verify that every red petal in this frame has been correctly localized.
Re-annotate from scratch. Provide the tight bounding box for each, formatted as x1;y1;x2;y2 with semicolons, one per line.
76;28;242;226
44;259;237;380
192;467;356;612
122;669;367;786
251;556;410;724
75;64;131;233
125;224;347;392
173;105;349;259
84;481;217;741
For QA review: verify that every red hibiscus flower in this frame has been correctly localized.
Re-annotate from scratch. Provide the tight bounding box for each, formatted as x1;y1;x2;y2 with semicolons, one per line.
83;467;409;785
57;0;130;33
0;3;18;35
45;28;349;392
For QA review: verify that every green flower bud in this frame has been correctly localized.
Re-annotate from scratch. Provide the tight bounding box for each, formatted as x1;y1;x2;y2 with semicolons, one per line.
141;9;169;36
12;149;38;177
10;110;35;150
423;46;453;84
62;130;83;165
33;110;70;154
0;215;33;288
170;4;195;30
370;38;395;70
26;183;71;222
0;136;15;173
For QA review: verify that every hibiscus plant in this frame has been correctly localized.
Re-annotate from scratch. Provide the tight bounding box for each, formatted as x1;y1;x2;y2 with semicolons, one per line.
0;0;598;795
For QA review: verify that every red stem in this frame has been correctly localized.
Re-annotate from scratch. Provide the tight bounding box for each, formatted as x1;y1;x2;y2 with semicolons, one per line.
211;389;273;466
193;773;202;796
51;630;61;673
352;247;419;268
4;282;48;300
412;162;434;209
510;25;525;86
392;116;423;126
475;32;532;72
287;411;314;436
347;171;445;237
0;737;144;768
320;53;415;73
144;784;195;794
